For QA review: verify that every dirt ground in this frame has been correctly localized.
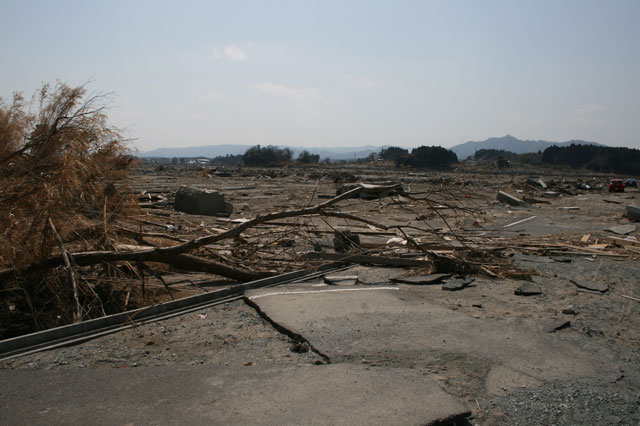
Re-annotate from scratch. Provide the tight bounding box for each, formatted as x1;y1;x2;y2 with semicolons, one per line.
2;162;639;425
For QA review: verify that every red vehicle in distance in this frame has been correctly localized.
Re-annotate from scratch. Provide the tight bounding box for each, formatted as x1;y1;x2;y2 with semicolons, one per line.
609;179;625;192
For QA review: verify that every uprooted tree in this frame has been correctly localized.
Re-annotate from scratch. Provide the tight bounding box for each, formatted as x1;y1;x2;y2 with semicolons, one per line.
0;82;137;337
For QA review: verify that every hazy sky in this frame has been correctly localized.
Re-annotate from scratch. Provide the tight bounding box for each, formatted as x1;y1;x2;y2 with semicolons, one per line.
1;1;639;152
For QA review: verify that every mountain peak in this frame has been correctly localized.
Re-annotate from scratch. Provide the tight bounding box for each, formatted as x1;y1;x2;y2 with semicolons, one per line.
450;136;602;159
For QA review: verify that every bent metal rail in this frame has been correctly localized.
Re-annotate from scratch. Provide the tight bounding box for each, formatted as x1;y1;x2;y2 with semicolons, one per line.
0;264;347;361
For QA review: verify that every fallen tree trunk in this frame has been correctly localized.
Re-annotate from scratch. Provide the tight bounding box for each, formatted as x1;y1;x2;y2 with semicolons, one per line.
304;251;482;275
168;254;275;282
1;186;376;283
303;252;434;268
0;247;275;283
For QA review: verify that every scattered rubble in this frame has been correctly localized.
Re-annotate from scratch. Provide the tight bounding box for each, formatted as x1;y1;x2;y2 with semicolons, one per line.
3;161;640;426
527;178;548;189
336;182;403;200
608;236;640;249
333;230;361;253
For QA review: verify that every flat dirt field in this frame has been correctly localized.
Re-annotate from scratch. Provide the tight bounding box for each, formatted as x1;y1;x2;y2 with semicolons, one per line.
2;162;639;425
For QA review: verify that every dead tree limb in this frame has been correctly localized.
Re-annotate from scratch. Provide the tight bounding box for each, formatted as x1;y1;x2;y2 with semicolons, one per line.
48;218;82;322
141;263;174;300
2;186;434;283
0;186;366;281
114;225;188;243
303;252;433;268
167;254;275;282
306;175;327;207
321;211;389;230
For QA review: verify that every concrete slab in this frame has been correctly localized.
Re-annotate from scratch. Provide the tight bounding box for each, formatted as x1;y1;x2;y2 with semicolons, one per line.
570;278;608;293
626;205;640;221
605;224;636;235
0;364;469;426
247;285;607;394
497;190;528;207
514;282;543;296
442;277;474;291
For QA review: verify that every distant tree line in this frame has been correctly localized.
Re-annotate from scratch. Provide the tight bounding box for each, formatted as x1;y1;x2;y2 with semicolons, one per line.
467;149;544;167
541;144;640;175
379;146;409;161
239;146;323;166
242;145;293;166
296;150;320;164
210;154;243;166
515;151;544;166
240;144;460;168
468;145;640;174
381;146;458;169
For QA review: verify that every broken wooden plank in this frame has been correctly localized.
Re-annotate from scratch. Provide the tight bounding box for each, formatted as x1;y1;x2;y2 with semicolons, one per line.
603;198;623;204
555;243;618;255
587;244;609;249
607;236;640;248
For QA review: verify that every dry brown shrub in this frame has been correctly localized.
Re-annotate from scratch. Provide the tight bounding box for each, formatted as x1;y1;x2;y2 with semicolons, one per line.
0;82;138;337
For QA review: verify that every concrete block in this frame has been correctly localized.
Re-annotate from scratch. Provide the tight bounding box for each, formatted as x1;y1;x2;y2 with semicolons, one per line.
174;186;233;216
497;190;528;207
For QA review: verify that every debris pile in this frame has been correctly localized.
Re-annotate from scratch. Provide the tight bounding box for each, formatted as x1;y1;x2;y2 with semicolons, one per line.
2;146;639;341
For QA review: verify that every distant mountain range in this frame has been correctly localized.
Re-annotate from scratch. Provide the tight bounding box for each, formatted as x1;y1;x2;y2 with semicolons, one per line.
139;136;604;161
449;135;604;159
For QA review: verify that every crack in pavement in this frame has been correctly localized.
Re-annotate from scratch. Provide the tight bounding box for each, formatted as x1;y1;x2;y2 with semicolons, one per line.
243;296;332;363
